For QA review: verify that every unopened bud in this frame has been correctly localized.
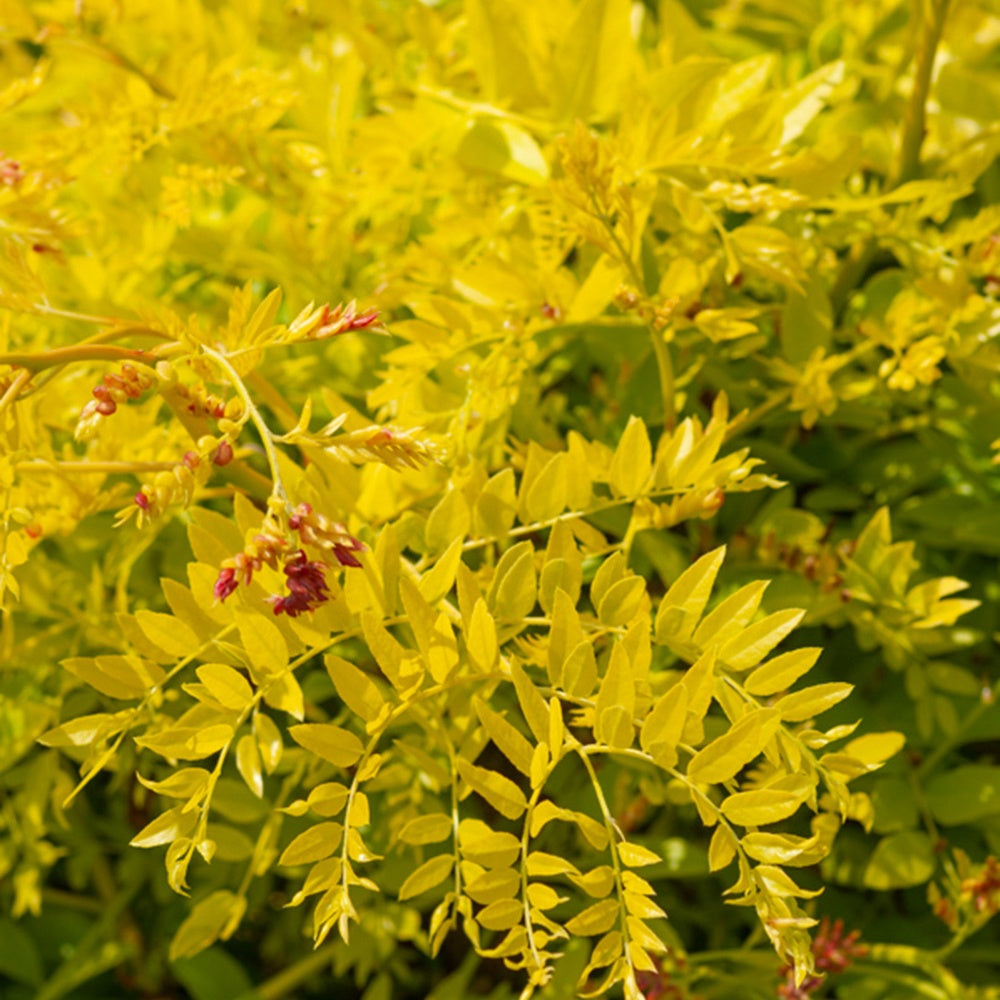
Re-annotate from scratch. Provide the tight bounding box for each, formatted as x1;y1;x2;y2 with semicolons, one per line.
212;441;234;466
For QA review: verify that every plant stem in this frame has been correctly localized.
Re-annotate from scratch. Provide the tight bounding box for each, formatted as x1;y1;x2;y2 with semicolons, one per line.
202;345;289;506
0;344;156;373
895;0;951;186
233;943;340;1000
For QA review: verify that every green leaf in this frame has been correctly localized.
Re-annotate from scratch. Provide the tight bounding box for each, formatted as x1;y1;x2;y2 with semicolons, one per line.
863;832;935;889
169;891;246;961
926;765;1000;825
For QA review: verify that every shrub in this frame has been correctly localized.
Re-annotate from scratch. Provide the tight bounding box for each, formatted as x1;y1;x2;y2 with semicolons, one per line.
1;1;998;998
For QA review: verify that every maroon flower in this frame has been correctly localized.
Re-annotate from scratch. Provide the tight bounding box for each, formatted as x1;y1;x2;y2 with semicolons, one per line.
267;550;329;617
214;566;239;601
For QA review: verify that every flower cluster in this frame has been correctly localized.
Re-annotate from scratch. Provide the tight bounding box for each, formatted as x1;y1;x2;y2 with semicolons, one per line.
76;363;154;439
172;380;242;421
321;425;439;472
0;152;23;187
634;955;698;1000
266;550;329;617
287;502;364;568
116;449;210;528
931;853;1000;928
777;918;867;999
286;300;380;343
213;503;363;616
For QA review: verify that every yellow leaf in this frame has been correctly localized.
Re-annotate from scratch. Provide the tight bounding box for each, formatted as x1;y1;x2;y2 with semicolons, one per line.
524;452;567;522
655;547;726;643
720;788;808;827
307;783;350;817
492;545;537;621
595;641;635;748
617;843;661;867
254;713;283;773
843;731;905;765
398;854;454;901
686;708;781;785
708;825;737;871
640;682;688;768
235;610;288;678
609;416;652;498
289;723;364;768
325;655;385;723
135;610;199;660
477;898;523;931
130;806;197;848
466;598;499;672
598;576;647;627
773;682;853;722
719;609;805;671
457;118;549;187
457;760;528;820
565;898;620;936
236;734;263;797
571;865;616;898
511;660;550;745
466;867;520;904
279;822;343;867
476;468;517;538
474;697;534;776
425;488;471;555
419;537;464;605
458;820;521;868
196;663;253;710
692;580;768;649
526;851;580;877
398;813;453;846
63;655;165;700
744;648;822;696
263;670;304;721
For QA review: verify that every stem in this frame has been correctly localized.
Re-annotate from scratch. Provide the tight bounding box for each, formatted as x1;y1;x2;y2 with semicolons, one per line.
917;696;992;778
650;329;676;431
0;368;31;418
0;344;156;373
16;459;182;475
202;345;289;506
233;943;339;1000
894;0;951;186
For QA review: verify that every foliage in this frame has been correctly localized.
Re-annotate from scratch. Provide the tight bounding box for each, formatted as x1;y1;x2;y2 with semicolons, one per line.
1;0;999;998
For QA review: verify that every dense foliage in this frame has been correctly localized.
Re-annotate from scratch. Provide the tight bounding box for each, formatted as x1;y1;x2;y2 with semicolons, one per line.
1;0;999;997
